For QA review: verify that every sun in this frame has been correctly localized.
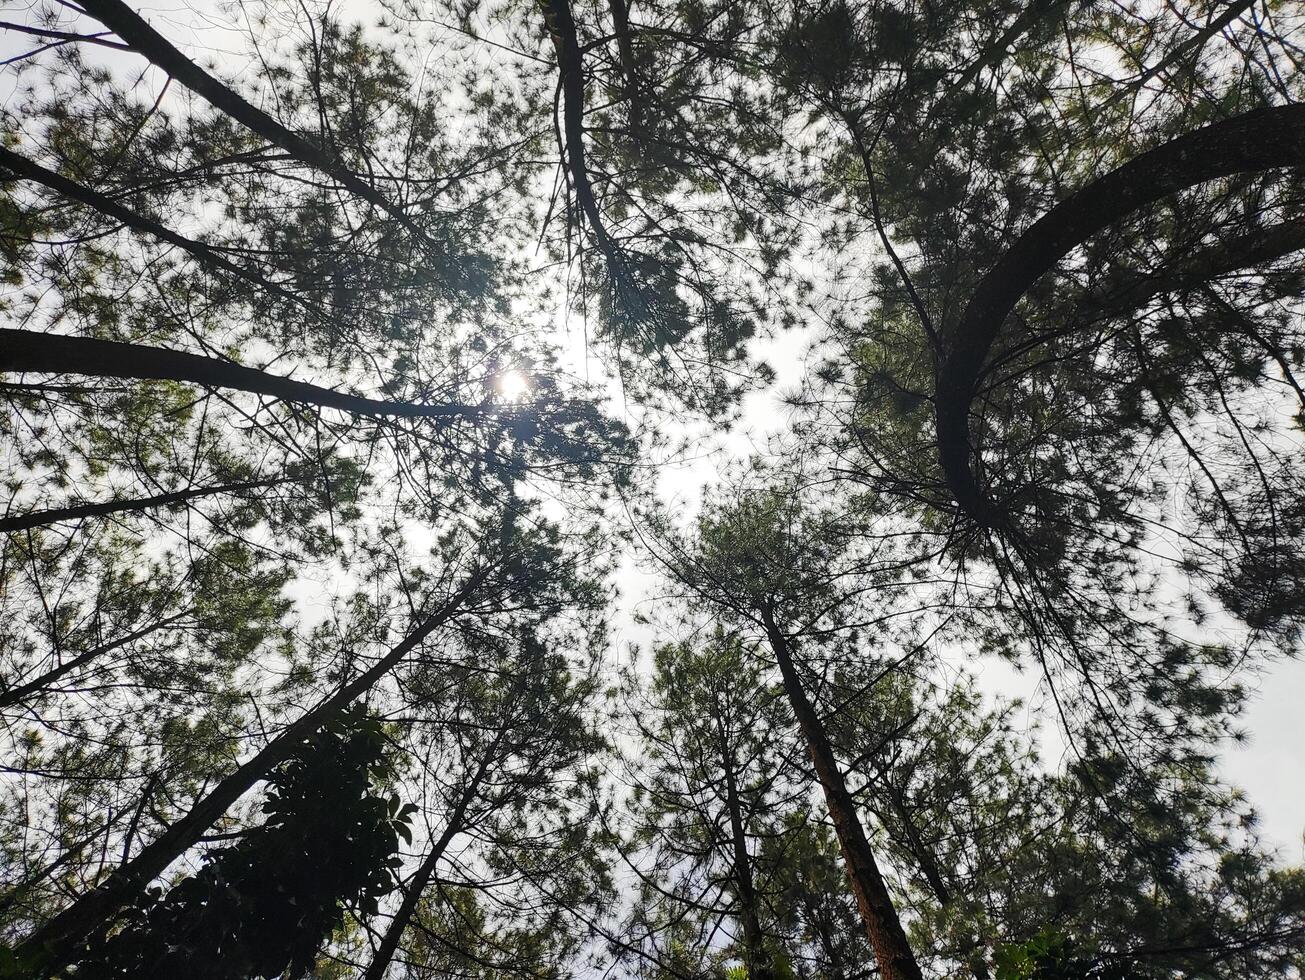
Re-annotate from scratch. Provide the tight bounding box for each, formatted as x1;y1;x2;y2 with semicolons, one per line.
497;369;531;402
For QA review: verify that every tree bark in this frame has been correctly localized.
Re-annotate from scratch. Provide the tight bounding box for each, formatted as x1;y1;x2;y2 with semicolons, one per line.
760;607;923;980
0;328;482;421
15;566;488;977
0;477;283;534
717;718;772;980
75;0;441;254
933;103;1305;526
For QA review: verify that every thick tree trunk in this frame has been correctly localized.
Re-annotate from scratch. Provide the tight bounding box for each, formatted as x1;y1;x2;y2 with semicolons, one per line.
0;328;481;421
15;567;487;977
760;608;923;980
717;721;772;980
933;103;1305;526
75;0;439;253
0;477;283;534
0;610;194;710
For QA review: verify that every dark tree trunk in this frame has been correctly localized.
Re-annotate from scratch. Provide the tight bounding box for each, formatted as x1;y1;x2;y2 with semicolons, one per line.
933;103;1305;525
605;0;645;142
760;608;923;980
0;477;284;534
717;720;773;980
75;0;440;253
361;789;475;980
882;784;951;907
801;890;850;980
540;0;617;260
0;328;482;421
0;147;303;309
15;567;488;977
1080;219;1305;318
0;610;193;710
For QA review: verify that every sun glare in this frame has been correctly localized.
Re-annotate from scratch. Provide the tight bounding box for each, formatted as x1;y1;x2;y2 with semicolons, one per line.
497;369;531;402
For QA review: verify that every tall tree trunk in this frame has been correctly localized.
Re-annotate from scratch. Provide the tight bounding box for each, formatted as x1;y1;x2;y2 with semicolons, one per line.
360;816;462;980
933;103;1305;525
0;477;284;534
361;739;502;980
604;0;645;143
0;610;194;710
15;566;489;977
760;607;923;980
75;0;442;255
0;328;483;421
540;0;617;261
717;719;772;980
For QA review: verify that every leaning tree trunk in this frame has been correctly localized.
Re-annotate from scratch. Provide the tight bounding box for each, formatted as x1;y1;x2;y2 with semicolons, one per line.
933;103;1305;526
75;0;440;254
15;566;488;977
760;607;923;980
360;736;504;980
540;0;618;262
0;610;193;710
0;328;483;421
0;477;285;534
0;147;307;312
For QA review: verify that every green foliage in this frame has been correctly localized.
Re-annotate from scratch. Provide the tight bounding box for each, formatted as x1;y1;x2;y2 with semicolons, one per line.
60;709;412;979
5;1;1305;978
994;931;1154;980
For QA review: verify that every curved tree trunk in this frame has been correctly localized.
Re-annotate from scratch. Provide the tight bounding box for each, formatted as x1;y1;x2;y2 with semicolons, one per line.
0;328;482;421
15;566;488;977
760;608;923;980
540;0;618;261
933;103;1305;525
605;0;645;143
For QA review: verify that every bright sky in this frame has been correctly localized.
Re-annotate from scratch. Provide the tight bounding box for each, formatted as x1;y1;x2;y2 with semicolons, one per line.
2;0;1301;884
